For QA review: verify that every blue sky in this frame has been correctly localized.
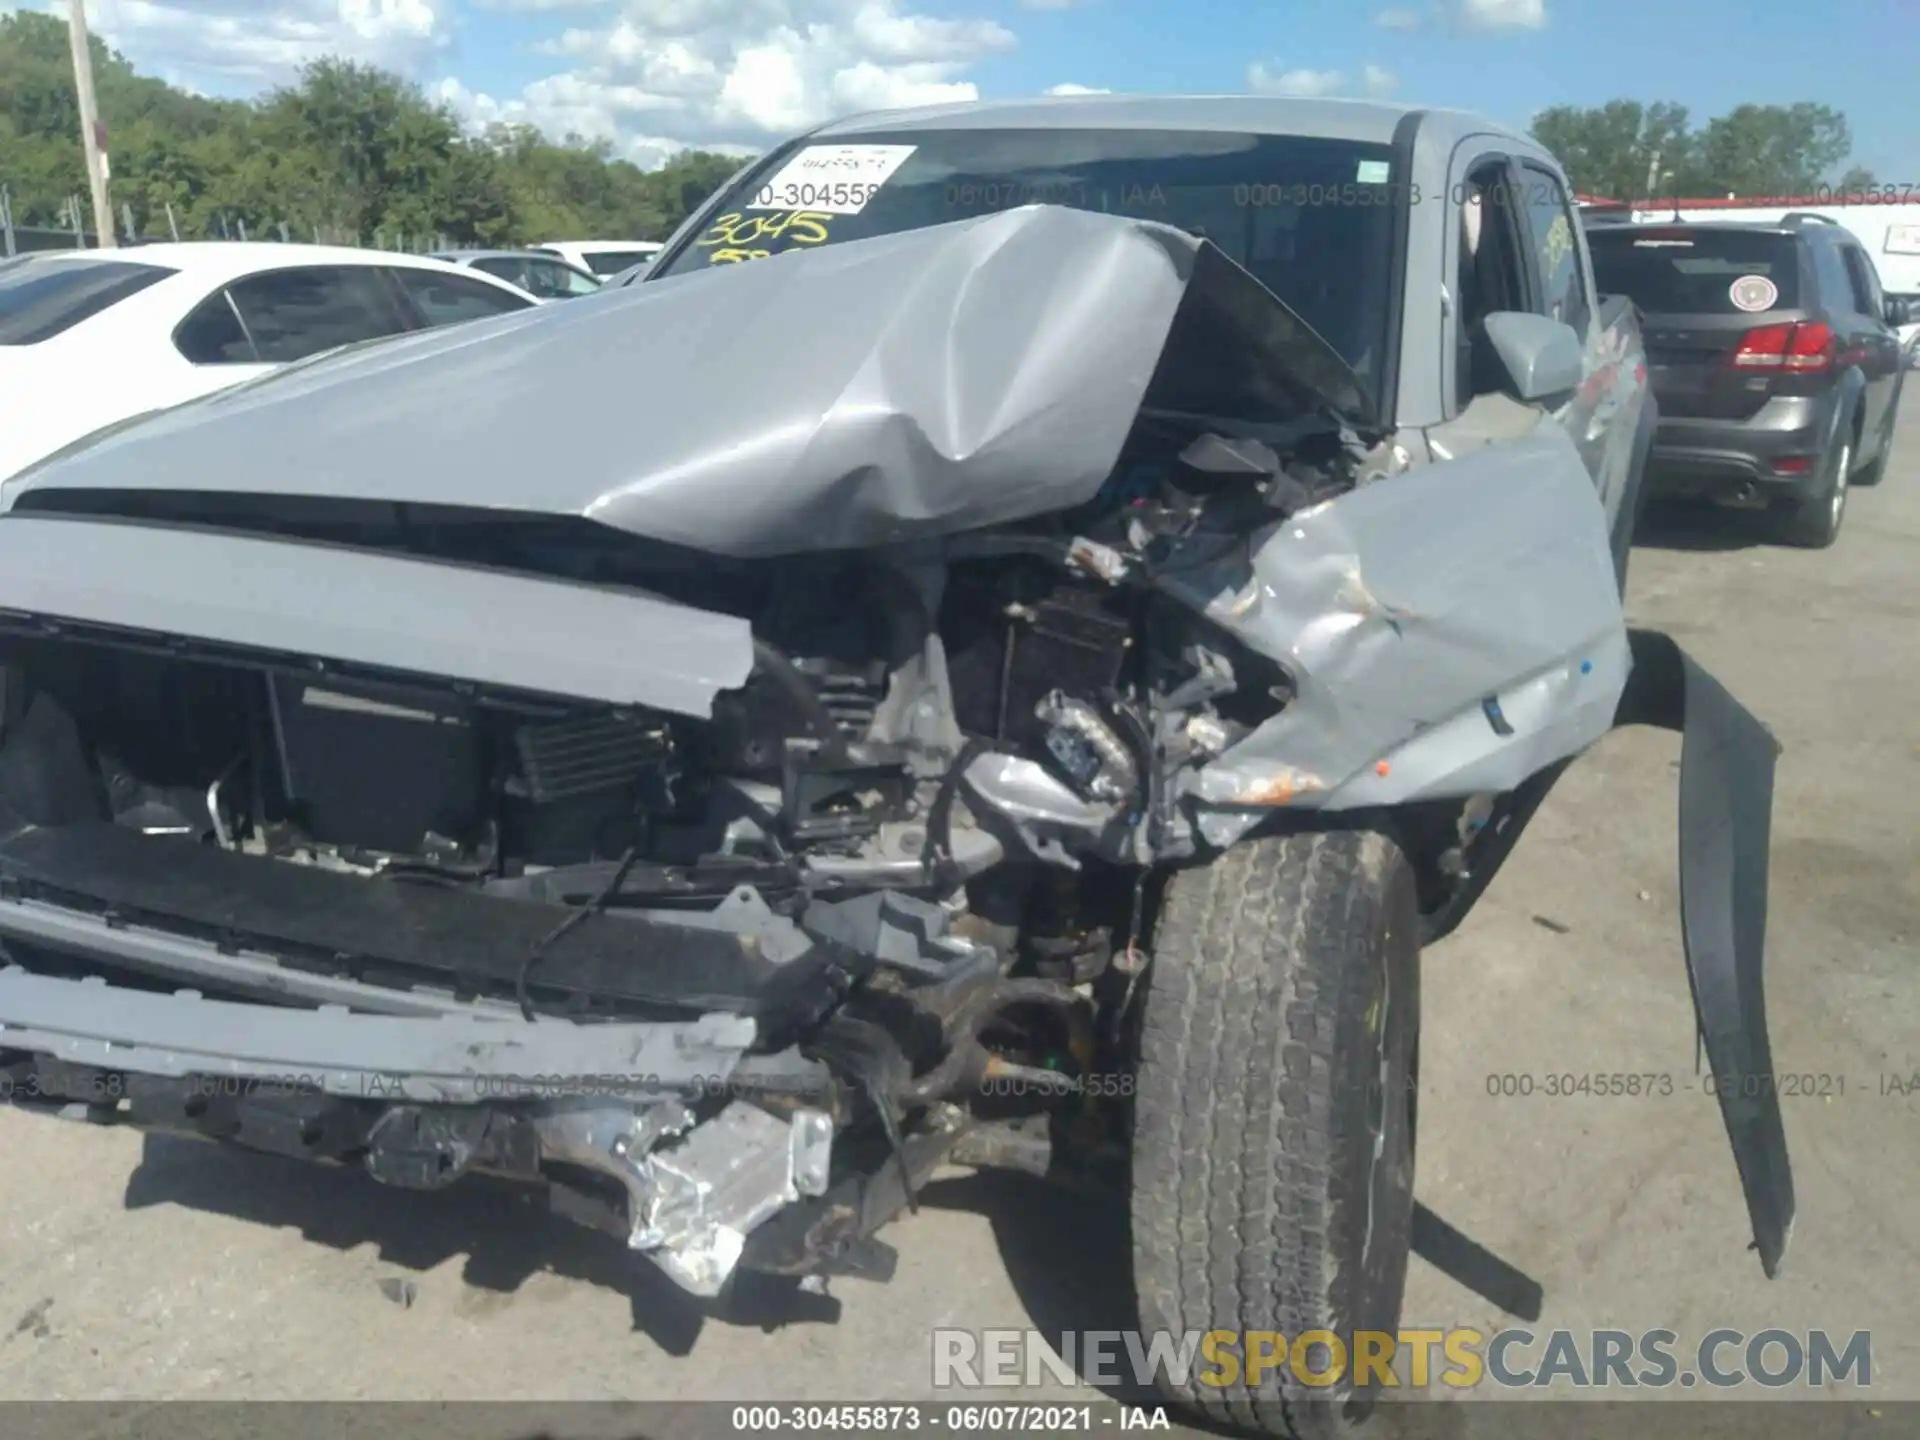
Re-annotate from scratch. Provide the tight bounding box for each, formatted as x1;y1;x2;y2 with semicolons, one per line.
23;0;1919;177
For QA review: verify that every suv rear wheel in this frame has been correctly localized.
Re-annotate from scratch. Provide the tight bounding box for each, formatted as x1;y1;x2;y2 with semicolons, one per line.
1131;829;1419;1439
1774;429;1851;548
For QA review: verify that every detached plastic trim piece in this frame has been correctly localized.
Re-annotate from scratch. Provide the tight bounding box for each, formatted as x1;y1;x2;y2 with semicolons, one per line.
1615;626;1793;1278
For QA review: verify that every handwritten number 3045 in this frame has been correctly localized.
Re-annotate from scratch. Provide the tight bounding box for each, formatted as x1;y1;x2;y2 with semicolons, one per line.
698;212;833;249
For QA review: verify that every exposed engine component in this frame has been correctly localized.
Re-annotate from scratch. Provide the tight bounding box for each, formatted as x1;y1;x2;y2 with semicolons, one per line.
267;676;487;858
942;563;1135;748
512;710;677;804
1034;690;1137;803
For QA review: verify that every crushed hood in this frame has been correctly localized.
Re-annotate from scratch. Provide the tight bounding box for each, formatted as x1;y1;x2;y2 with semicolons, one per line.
4;206;1375;559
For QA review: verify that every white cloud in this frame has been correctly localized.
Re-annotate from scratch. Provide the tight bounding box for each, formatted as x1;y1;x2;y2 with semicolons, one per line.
19;0;1015;171
437;0;1014;166
1372;7;1420;29
435;74;746;168
472;0;616;11
29;0;453;89
1244;61;1399;100
1459;0;1545;29
1044;82;1108;95
1245;63;1345;98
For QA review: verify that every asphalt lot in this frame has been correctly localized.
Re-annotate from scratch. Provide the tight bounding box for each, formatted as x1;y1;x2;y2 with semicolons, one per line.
0;405;1913;1434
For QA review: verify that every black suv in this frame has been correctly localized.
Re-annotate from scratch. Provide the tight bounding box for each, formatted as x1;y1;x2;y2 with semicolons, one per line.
1587;215;1910;547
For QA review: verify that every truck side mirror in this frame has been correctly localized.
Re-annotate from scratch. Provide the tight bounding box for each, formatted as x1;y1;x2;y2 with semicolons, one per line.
1886;296;1913;328
1481;311;1583;405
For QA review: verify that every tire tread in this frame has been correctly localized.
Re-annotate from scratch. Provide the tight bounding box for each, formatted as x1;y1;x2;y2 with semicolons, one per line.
1132;829;1409;1438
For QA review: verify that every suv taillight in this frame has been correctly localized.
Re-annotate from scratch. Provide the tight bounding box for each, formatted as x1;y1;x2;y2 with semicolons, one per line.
1730;321;1835;372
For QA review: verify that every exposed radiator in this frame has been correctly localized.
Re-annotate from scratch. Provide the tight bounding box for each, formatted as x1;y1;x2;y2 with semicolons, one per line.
512;712;674;803
794;659;887;739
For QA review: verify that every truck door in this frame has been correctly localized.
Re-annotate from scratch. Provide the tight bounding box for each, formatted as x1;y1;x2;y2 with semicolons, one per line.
1512;160;1640;526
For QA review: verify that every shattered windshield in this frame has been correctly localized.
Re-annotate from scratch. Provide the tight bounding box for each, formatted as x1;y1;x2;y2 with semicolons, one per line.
651;127;1403;404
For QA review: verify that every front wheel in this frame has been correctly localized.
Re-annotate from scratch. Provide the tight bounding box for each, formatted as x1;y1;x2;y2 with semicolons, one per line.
1131;829;1420;1439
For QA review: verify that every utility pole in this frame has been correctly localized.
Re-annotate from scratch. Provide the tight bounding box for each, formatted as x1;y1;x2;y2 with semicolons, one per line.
66;0;115;248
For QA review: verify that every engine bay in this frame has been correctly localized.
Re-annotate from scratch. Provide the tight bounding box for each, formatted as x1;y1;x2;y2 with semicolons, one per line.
0;420;1368;932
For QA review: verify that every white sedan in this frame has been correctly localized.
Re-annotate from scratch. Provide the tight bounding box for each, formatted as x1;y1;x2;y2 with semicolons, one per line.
0;242;538;484
532;240;663;278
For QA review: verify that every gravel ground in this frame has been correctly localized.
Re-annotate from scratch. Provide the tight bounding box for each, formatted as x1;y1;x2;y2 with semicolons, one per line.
0;406;1913;1437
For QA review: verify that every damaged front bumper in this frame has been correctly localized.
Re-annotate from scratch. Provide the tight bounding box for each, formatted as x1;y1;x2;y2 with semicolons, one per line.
0;623;1796;1296
0;964;847;1296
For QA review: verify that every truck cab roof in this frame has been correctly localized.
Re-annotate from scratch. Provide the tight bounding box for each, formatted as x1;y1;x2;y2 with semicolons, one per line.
813;93;1532;152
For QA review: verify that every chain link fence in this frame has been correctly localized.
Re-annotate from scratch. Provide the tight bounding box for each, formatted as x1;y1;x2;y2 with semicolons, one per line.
1;184;457;258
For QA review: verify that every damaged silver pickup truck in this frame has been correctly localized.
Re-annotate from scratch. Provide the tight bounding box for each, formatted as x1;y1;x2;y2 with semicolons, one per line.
0;97;1789;1436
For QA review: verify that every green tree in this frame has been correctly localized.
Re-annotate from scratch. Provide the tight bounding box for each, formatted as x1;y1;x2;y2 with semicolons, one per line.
0;13;742;248
1530;99;1869;201
1531;99;1693;202
1690;103;1854;196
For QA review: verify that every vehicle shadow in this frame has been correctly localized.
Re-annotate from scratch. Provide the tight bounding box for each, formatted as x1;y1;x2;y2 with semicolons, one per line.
1630;499;1776;553
916;1171;1541;1428
123;1136;1541;1403
121;1132;842;1356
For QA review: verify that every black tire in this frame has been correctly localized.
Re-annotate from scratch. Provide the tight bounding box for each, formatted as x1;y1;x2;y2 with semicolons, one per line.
1853;379;1902;487
1773;425;1853;549
1131;829;1420;1439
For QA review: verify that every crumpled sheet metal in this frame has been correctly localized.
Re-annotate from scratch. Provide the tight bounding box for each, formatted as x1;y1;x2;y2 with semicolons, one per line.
5;208;1331;560
1165;422;1631;845
637;1102;836;1296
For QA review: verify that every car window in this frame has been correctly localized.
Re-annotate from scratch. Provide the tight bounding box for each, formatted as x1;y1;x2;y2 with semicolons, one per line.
583;249;655;276
0;255;176;346
1457;163;1531;407
1810;238;1856;315
223;265;411;364
526;258;602;297
1589;228;1803;315
1839;245;1883;317
468;255;530;288
1518;165;1591;336
173;289;258;364
390;267;535;326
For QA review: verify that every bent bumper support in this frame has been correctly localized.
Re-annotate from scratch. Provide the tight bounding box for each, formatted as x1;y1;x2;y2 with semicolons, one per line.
0;968;842;1297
